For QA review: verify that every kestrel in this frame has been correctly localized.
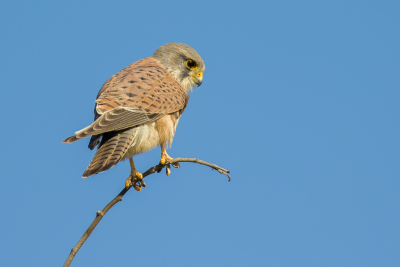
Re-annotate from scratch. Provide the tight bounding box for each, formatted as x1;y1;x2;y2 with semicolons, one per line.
63;43;205;190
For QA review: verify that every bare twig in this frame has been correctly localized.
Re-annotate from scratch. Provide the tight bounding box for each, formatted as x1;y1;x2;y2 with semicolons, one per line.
63;158;230;267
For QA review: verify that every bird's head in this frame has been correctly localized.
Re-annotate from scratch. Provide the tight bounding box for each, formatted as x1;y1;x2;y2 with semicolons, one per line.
150;42;205;92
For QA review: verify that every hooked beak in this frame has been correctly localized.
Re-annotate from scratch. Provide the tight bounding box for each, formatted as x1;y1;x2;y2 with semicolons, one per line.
193;72;203;86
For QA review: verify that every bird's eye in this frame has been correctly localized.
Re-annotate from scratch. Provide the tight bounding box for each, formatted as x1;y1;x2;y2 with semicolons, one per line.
186;60;197;70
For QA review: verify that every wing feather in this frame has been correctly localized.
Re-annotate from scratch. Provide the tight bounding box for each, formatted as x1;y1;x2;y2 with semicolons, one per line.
62;108;163;143
82;127;138;177
63;58;186;146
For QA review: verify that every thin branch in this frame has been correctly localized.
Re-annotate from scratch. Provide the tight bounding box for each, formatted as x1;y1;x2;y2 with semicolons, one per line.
63;158;230;267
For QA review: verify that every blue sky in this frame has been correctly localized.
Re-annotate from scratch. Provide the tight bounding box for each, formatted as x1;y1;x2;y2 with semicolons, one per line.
1;1;399;266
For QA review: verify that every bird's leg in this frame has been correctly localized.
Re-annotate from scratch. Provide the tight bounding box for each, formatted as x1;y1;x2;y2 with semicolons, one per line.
125;158;145;191
160;145;180;176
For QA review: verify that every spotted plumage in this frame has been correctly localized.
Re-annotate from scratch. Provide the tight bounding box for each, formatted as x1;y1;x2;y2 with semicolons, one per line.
63;43;205;186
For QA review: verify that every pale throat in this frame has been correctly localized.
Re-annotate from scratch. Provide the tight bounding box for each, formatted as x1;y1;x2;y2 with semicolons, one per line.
166;68;195;93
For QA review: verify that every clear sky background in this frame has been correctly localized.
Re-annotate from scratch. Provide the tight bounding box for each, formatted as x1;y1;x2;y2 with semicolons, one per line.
1;1;399;266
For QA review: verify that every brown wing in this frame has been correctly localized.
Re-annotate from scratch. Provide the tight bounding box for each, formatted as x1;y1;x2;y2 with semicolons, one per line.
63;108;162;143
82;127;139;178
63;58;186;144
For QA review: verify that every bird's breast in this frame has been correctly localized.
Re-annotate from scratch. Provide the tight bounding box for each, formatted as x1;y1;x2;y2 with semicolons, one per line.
123;113;180;159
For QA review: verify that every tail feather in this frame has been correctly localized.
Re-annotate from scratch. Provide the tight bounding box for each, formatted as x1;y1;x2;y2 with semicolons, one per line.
82;127;138;178
88;134;101;150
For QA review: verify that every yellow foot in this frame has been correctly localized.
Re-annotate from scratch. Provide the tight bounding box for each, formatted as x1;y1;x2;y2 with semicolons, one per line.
160;153;171;165
133;184;142;191
166;164;171;176
133;180;146;191
125;171;144;189
172;162;181;168
160;154;180;168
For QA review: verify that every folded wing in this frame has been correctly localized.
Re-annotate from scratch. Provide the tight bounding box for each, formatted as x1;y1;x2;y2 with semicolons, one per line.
63;58;186;146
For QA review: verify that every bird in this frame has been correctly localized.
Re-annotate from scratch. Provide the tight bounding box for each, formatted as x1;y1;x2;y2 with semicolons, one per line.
63;43;205;191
